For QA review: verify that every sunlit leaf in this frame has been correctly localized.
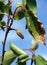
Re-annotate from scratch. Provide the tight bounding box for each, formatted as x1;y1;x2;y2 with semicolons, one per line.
14;0;37;20
29;40;38;52
15;29;24;39
34;55;47;65
3;42;29;65
25;11;45;45
0;0;4;3
10;42;27;55
3;50;17;65
22;0;37;14
16;2;23;7
10;42;29;62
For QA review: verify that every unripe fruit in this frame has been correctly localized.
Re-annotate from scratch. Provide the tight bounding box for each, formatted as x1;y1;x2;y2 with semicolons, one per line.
32;40;38;49
16;29;24;39
29;40;38;51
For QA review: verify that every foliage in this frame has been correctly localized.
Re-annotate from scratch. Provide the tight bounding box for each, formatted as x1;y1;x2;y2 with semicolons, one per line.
3;43;29;65
0;2;4;20
34;55;47;65
0;0;46;65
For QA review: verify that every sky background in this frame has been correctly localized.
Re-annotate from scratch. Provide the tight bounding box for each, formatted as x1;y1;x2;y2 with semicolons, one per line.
0;0;47;65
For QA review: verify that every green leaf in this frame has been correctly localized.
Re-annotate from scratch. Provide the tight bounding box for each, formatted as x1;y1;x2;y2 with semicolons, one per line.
4;3;12;15
4;4;9;13
3;42;29;65
14;2;25;20
16;58;26;65
22;0;37;14
14;9;25;20
0;2;5;20
0;21;6;27
3;50;17;65
34;55;47;65
14;0;37;20
22;0;26;6
10;42;27;55
25;11;45;45
10;42;29;62
0;0;4;3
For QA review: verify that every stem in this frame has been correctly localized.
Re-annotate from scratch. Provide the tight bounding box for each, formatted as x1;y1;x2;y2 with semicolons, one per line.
2;28;9;63
14;6;27;16
15;6;27;12
10;6;27;26
1;2;27;65
1;21;10;65
1;0;12;65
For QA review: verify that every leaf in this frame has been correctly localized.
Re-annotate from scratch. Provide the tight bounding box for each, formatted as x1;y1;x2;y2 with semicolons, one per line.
4;3;12;15
29;40;38;52
22;0;26;6
14;2;25;20
0;0;4;3
15;29;24;39
10;42;29;62
34;55;47;65
22;0;37;14
14;0;37;20
14;9;25;20
10;42;27;55
0;21;6;27
3;50;17;65
4;4;9;13
16;58;26;65
20;57;29;62
0;2;5;20
25;11;45;45
3;42;29;65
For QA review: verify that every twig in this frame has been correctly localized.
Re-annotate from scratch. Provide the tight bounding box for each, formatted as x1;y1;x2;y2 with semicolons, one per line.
10;5;27;27
13;6;27;16
1;0;12;65
1;3;27;65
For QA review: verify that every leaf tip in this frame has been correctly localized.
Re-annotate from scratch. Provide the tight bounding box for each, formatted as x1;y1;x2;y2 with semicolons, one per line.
36;35;46;45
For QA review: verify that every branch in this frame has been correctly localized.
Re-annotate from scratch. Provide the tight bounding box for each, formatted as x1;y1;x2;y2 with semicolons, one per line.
1;0;12;65
1;2;27;65
13;6;27;16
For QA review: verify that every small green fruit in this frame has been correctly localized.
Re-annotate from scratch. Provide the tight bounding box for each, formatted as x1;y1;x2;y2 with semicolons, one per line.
32;40;38;49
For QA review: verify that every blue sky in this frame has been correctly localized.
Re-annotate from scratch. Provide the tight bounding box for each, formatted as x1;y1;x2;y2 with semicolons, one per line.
0;0;47;65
